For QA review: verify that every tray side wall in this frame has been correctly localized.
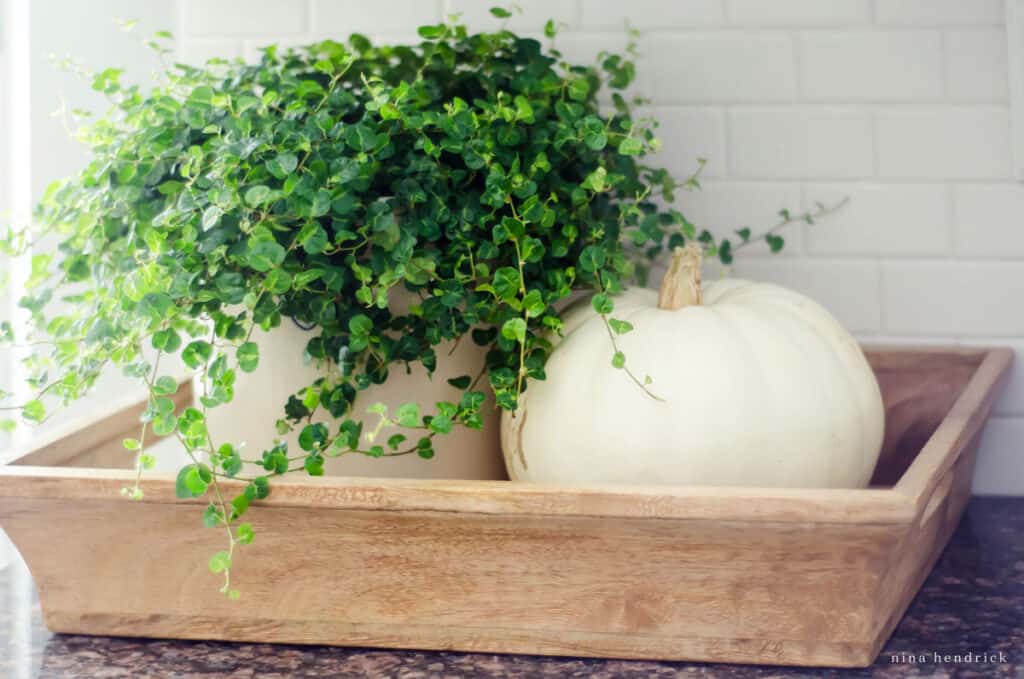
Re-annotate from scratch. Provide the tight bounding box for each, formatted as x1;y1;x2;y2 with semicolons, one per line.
868;432;982;660
0;496;902;667
864;347;1013;661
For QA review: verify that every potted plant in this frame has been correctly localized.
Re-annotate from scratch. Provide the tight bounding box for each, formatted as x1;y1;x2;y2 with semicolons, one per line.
0;11;841;597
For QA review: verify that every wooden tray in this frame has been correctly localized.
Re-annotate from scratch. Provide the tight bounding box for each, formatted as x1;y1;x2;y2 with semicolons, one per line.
0;346;1012;668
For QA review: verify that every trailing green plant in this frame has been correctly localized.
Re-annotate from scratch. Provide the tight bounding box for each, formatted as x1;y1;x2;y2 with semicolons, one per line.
0;9;842;597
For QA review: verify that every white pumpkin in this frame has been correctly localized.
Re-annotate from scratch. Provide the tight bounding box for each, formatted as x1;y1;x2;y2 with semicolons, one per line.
501;245;885;489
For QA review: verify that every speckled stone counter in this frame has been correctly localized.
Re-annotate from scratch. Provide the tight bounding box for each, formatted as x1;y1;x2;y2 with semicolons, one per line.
1;497;1021;678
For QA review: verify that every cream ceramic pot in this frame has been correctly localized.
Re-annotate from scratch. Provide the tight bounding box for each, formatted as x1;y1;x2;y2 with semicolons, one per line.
501;245;885;489
202;303;505;480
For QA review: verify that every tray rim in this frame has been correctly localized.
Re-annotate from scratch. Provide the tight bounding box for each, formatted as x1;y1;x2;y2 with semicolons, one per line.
0;345;1012;527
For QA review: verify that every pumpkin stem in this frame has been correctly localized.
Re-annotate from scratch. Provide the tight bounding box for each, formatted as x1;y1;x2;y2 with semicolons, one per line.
658;244;703;310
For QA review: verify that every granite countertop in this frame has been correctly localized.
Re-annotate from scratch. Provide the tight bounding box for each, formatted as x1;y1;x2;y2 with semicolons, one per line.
1;497;1021;679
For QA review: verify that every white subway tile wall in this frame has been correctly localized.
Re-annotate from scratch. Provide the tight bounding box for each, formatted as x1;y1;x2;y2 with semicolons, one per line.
945;30;1010;102
728;108;875;178
799;31;944;102
881;262;1024;336
874;0;1005;27
953;185;1024;257
726;0;872;27
875;108;1013;179
580;0;725;30
18;1;1024;494
182;0;309;36
970;417;1024;495
645;34;799;103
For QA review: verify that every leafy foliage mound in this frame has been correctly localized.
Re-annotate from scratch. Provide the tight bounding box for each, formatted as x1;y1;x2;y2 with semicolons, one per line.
0;12;826;595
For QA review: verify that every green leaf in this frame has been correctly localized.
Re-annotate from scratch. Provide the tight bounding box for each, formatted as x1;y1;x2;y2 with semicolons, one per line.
513;95;534;123
264;269;292;294
182;340;213;369
237;342;259;372
247;240;286;272
298;223;329;254
203;504;223;528
153;376;178;395
417;24;445;39
578;245;606;273
416;437;435;459
220;446;243;477
522;289;546;317
123;438;141;450
718;239;733;265
302;386;320;410
446;375;472;390
152;328;182;353
154;396;175;414
612;351;626;369
152;414;177;437
276;152;298;174
138;293;173;323
348;314;372;336
345;124;383;154
521;236;544;263
215;272;246;304
428;414;453;434
581;166;607;192
22;400;45;423
293;269;324;289
236;522;255;545
175;464;211;498
501;317;527;343
244;185;271;207
231;493;250;519
584;129;607;151
608;318;633;335
568;78;591;101
298;423;329;452
208;550;231;574
201;205;222;230
591;294;614;315
491;267;521;302
305;454;325;476
618;138;643;156
262;447;290;474
395;402;420;427
766;234;785;253
490;7;512;18
245;477;270;501
404;256;436;285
